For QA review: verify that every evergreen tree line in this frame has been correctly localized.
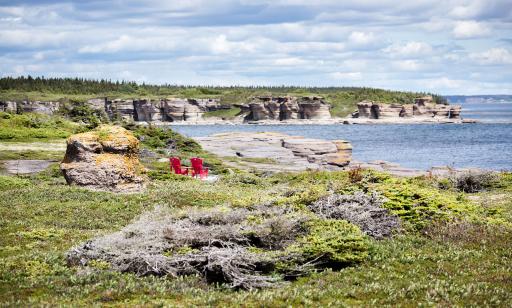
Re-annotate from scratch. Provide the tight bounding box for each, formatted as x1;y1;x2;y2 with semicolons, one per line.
0;76;447;104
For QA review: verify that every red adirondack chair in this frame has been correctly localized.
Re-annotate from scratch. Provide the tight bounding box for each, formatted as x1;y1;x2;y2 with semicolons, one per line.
190;157;209;179
170;157;189;175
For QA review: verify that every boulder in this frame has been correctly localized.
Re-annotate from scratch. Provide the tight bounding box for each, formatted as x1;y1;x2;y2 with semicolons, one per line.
60;125;147;192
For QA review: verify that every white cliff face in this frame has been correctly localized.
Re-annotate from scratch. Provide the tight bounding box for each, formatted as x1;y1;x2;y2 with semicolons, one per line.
354;96;462;120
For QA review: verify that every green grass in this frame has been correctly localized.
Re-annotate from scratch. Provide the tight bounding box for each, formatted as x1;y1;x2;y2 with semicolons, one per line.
0;150;64;161
0;112;83;141
0;169;511;306
203;107;242;119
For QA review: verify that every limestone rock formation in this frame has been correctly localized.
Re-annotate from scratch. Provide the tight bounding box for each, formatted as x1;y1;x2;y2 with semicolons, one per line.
16;101;60;115
194;132;351;173
60;125;147;192
134;99;162;122
243;96;331;122
354;96;461;120
0;101;17;113
106;99;135;121
298;97;331;120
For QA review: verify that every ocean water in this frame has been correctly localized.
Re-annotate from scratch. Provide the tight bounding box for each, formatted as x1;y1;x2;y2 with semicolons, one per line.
460;101;512;123
172;102;512;171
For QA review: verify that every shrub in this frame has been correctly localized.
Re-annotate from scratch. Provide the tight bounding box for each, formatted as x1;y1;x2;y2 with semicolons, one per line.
0;175;31;190
308;192;401;239
376;180;476;230
127;125;202;153
450;171;499;193
62;101;108;129
348;166;363;183
288;219;369;264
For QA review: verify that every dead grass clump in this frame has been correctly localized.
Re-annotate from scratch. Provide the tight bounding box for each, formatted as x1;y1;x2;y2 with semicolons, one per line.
422;219;511;247
308;191;401;239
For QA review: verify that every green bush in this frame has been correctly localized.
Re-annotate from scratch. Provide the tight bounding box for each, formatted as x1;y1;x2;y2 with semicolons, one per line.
0;175;31;190
287;219;369;264
376;180;476;230
127;125;202;153
0;112;82;141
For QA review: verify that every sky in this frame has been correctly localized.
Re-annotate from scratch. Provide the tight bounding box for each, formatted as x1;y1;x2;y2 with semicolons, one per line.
0;0;511;94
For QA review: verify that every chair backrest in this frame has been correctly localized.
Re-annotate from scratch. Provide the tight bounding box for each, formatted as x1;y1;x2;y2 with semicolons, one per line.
170;157;182;174
190;157;203;173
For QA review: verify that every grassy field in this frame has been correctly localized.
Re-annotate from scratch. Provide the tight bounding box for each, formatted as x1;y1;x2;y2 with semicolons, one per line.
0;165;511;306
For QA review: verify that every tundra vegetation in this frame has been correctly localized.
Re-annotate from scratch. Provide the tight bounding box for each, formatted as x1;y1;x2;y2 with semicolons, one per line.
0;112;511;306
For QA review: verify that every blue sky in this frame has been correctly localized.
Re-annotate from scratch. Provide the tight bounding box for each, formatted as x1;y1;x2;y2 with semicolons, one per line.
0;0;511;94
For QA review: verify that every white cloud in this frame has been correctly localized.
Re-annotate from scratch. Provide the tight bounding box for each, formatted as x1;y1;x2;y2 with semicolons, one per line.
273;57;306;66
424;77;463;89
330;72;362;80
450;1;486;19
383;41;433;58
393;60;422;71
348;31;376;45
470;48;512;64
452;20;491;39
0;0;511;93
79;35;179;53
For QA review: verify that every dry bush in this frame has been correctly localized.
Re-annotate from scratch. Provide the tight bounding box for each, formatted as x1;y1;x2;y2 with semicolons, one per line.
450;171;498;193
308;191;401;239
348;166;364;183
67;204;311;289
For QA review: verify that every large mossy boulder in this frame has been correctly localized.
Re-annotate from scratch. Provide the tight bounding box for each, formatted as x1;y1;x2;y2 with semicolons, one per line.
60;125;147;192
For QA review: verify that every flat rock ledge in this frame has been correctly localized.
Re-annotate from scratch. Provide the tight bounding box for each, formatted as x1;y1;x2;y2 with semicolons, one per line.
193;132;352;173
60;125;147;193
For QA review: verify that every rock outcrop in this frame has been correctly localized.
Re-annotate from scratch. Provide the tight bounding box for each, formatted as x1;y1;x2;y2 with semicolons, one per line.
0;101;17;113
0;100;60;115
353;96;461;120
194;132;351;173
241;96;331;122
60;125;147;192
104;98;222;122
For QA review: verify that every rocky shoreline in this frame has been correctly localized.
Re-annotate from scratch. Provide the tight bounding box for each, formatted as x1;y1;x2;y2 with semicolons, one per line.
0;95;477;125
192;132;486;177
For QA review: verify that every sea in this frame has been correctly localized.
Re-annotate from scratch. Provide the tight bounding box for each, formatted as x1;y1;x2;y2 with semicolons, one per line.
172;101;512;171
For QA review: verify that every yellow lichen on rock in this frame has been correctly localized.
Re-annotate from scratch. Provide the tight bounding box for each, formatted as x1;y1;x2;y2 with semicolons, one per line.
60;125;147;193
